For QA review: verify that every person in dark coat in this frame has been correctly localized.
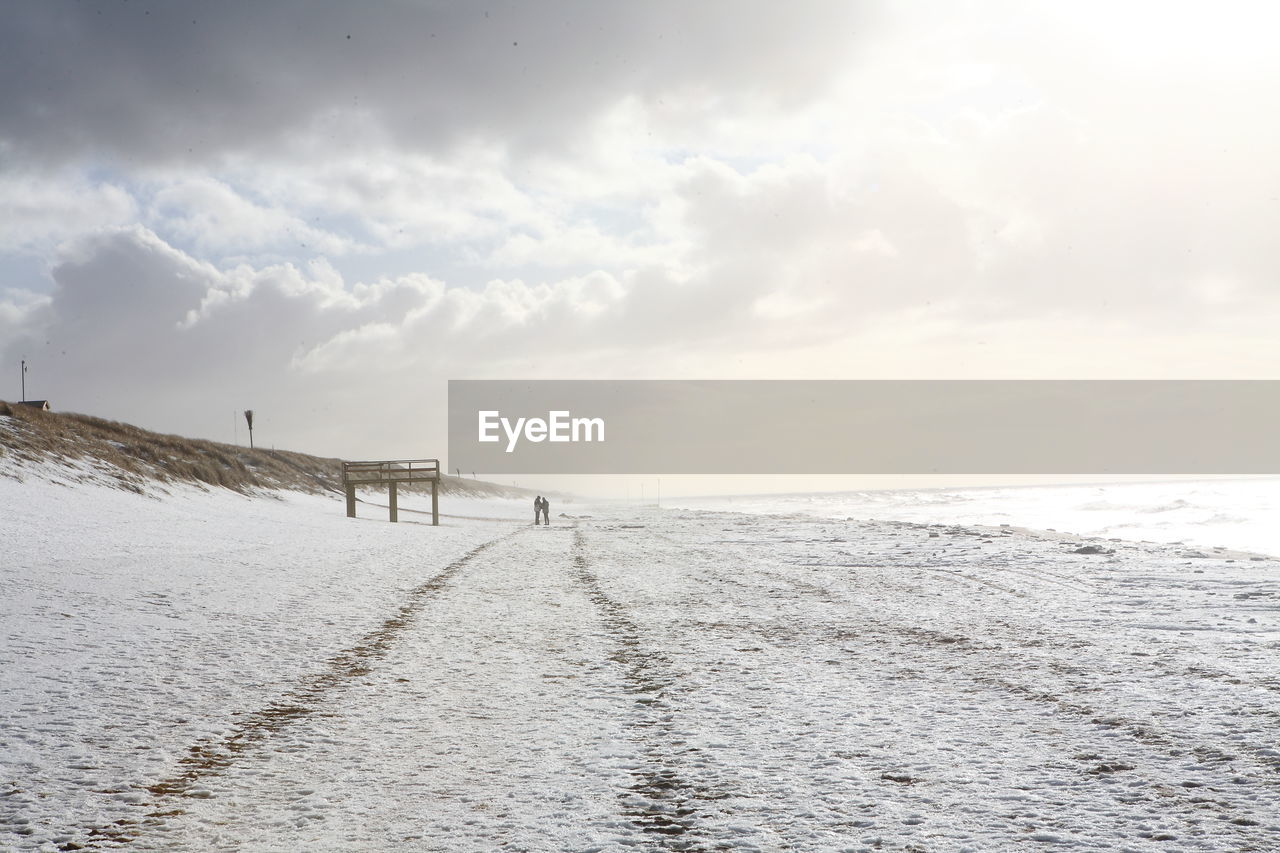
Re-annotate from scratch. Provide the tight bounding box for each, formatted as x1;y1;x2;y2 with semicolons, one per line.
534;495;543;525
540;496;551;525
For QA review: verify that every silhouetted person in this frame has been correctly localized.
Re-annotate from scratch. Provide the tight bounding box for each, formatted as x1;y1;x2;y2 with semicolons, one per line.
534;495;543;525
540;496;551;525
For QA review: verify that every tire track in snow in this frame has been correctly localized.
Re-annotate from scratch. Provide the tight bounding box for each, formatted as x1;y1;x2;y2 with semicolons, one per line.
744;549;1280;840
763;561;1280;788
617;512;1280;845
60;532;513;852
569;527;726;851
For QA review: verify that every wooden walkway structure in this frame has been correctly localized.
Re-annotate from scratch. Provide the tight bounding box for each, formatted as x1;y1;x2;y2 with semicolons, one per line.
341;459;440;525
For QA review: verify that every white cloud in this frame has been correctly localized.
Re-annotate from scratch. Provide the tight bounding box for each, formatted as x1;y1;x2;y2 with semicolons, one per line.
147;177;358;257
245;149;539;249
0;288;52;353
0;173;136;252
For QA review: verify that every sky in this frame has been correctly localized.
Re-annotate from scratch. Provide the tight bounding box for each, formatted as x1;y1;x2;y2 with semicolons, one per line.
2;0;1278;466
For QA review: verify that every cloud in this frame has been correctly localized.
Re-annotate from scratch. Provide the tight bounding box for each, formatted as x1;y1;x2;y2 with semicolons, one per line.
0;0;873;165
2;228;636;437
147;177;358;257
0;172;137;252
243;147;542;249
0;288;52;354
2;1;1279;459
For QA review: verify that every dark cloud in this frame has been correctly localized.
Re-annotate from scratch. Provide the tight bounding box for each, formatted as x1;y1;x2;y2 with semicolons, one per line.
0;0;873;165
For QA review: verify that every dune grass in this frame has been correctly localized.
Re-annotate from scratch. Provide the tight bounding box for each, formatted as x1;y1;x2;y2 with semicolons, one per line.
0;401;522;498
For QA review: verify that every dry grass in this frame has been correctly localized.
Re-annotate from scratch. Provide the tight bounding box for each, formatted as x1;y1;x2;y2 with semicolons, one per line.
0;401;526;499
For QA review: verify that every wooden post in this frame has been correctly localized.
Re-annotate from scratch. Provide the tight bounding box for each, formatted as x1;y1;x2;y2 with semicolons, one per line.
341;459;438;524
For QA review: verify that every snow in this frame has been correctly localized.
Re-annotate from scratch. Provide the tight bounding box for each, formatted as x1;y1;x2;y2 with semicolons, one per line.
3;476;1280;851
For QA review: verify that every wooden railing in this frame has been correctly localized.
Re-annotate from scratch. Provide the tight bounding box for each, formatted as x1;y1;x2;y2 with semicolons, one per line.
341;458;439;524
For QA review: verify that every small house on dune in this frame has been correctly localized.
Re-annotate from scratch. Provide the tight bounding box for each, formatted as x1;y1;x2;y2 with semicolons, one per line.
17;400;50;411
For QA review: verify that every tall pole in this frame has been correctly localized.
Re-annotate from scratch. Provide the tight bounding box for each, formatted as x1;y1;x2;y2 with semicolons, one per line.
21;360;26;402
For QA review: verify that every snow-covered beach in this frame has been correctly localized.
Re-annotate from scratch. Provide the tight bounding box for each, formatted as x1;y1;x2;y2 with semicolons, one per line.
3;475;1279;851
5;0;1280;847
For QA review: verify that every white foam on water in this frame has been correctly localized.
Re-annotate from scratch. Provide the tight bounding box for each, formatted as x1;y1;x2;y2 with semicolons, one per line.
669;478;1280;556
